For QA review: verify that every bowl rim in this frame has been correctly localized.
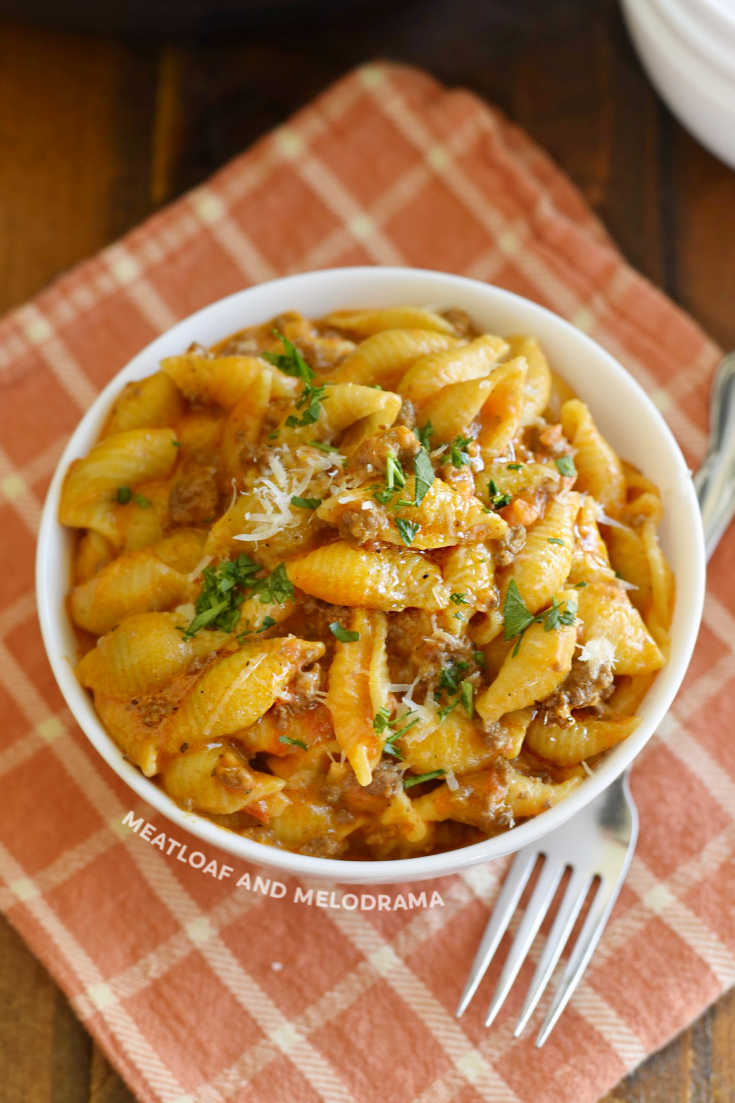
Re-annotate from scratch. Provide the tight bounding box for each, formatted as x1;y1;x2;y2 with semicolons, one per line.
36;266;706;885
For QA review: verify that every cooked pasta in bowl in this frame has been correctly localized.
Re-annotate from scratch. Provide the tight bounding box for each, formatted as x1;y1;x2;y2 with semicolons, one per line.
36;269;705;883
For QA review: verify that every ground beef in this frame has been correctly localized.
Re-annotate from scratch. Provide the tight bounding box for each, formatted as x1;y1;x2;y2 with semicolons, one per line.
441;308;476;338
270;664;324;730
538;658;615;725
168;465;219;525
130;694;178;728
386;610;476;686
336;499;384;545
494;524;527;566
324;761;404;813
344;425;420;480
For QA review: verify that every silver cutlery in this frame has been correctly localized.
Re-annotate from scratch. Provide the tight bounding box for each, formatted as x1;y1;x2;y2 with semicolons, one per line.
456;350;735;1044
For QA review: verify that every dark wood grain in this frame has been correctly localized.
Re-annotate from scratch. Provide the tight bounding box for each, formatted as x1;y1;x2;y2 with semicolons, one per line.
1;5;734;1100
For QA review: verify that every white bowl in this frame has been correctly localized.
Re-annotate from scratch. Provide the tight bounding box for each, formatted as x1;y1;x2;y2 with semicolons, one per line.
36;268;706;885
622;0;735;171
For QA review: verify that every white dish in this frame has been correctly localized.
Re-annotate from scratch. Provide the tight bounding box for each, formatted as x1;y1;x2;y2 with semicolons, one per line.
622;0;735;171
36;267;705;885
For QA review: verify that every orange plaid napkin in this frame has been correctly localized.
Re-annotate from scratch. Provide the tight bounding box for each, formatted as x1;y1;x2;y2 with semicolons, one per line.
2;62;732;1103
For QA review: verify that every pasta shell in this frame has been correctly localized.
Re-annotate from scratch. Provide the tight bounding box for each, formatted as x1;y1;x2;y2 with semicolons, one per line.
326;609;389;785
162;636;324;750
323;307;456;337
398;335;507;406
286;541;450;610
100;371;184;437
329;329;460;388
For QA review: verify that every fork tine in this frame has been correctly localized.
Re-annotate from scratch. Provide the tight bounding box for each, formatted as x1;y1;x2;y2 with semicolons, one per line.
513;868;592;1036
484;857;564;1027
455;849;537;1017
535;873;619;1046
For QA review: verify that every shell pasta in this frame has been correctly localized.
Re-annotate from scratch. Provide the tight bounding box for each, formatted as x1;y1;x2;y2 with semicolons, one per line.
61;305;673;860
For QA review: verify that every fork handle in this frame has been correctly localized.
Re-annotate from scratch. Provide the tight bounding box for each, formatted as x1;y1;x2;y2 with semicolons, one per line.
694;349;735;560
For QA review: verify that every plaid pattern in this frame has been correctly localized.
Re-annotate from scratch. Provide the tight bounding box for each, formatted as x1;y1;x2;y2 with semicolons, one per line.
1;62;732;1102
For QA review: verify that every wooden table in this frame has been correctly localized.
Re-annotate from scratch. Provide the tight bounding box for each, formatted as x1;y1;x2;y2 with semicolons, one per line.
1;3;733;1099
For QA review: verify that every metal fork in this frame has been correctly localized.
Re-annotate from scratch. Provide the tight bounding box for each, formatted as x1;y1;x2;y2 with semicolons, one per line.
456;350;735;1045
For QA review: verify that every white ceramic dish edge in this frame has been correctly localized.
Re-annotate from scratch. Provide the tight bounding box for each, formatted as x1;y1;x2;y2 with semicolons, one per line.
36;267;706;885
622;0;735;171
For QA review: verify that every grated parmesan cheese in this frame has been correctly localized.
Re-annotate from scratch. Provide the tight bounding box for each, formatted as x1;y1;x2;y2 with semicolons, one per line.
577;636;616;679
595;503;630;531
233;446;336;545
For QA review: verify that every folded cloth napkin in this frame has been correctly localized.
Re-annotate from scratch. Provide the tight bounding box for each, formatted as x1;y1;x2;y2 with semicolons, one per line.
1;61;732;1103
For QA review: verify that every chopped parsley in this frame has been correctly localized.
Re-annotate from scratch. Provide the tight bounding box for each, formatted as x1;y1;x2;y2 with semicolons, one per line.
290;495;321;510
172;439;181;448
183;554;260;637
373;486;395;506
555;454;577;477
264;332;327;429
450;592;470;606
329;621;360;643
437;658;470;696
459;678;474;717
502;579;577;656
442;435;472;468
488;478;512;510
309;440;339;453
395;517;420;546
548;537;565;546
404;769;445;790
257;616;276;632
385;451;406;491
506;462;523;470
413;447;434;506
473;648;486;668
115;486;132;504
183;556;293;638
285;382;327;428
279;734;307;751
573;581;588;589
255;563;294;605
262;331;313;383
373;706;419;759
133;493;152;509
415;421;434;449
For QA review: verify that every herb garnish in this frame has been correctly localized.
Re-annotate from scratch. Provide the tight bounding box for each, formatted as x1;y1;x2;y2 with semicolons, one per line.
450;592;470;606
264;331;327;429
183;556;293;638
488;478;512;510
372;706;419;759
329;621;360;643
502;579;577;656
437;659;470;695
291;496;321;510
459;678;474;717
257;616;276;632
279;734;307;751
404;769;445;790
555;455;577;477
385;451;406;491
506;462;523;470
442;435;472;468
309;440;339;453
395;517;420;546
573;581;588;589
134;493;152;509
548;537;565;546
116;486;132;504
415;421;434;449
413;447;434;506
262;331;312;382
